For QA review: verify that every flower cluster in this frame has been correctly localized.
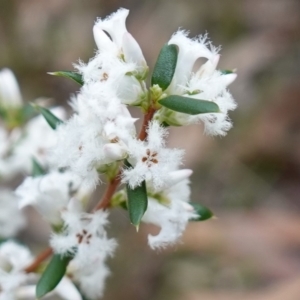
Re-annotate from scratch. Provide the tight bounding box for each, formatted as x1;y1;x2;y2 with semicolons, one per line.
51;201;117;299
0;7;237;300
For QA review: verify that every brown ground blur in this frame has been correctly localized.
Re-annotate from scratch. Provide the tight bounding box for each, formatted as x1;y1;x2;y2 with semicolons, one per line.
1;0;300;299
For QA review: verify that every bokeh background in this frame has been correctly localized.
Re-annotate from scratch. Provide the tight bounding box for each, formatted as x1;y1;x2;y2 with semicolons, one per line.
1;0;300;299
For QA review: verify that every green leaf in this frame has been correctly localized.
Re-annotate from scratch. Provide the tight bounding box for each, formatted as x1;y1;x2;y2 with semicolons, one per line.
31;157;46;177
21;104;37;121
124;160;148;227
33;105;63;130
48;71;84;86
161;121;170;128
36;254;71;299
190;203;214;221
151;44;178;90
126;180;148;228
220;69;234;75
0;238;7;244
159;95;220;115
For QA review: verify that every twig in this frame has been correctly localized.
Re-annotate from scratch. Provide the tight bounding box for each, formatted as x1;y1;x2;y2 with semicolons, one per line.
138;107;156;141
94;107;156;211
24;247;53;273
93;173;122;211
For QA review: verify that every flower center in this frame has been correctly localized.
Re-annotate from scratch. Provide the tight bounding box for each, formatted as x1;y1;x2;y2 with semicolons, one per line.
76;229;92;244
142;149;158;167
100;72;109;82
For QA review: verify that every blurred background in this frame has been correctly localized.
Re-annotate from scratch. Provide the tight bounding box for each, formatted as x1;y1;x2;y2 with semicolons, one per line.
1;0;300;299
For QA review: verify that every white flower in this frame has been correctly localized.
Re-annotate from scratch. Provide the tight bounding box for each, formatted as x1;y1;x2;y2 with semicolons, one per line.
50;201;117;265
72;9;148;107
51;200;117;300
0;127;22;179
0;241;33;299
0;189;26;238
16;171;81;225
78;81;137;137
54;277;83;300
142;174;196;249
68;258;110;300
13;277;83;300
0;107;66;179
50;114;104;188
93;8;147;70
166;31;215;95
51;84;136;188
157;31;237;136
13;107;66;168
0;69;22;108
75;49;146;106
122;121;184;191
0;241;82;300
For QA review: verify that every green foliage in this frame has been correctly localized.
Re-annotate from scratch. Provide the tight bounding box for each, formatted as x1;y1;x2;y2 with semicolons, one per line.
151;44;178;90
33;105;63;130
36;254;71;299
31;157;46;177
220;69;234;75
159;95;220;115
0;104;36;129
126;180;148;228
125;161;148;227
48;71;84;86
189;203;214;221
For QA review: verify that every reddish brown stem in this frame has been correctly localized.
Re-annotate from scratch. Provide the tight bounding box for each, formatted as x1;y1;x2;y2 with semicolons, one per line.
138;107;156;141
24;247;53;273
94;107;156;211
93;173;122;211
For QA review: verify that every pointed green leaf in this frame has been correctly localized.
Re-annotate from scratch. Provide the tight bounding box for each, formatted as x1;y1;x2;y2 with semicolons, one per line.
48;71;83;86
36;254;71;299
33;105;63;130
126;180;148;227
159;95;220;115
220;69;234;75
190;203;214;221
151;44;178;90
32;157;46;177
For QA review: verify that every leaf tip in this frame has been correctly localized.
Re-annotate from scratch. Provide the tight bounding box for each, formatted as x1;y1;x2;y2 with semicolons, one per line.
36;287;46;299
29;102;38;109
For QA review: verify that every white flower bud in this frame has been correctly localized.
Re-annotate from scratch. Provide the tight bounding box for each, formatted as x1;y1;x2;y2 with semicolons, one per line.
221;73;237;86
55;277;83;300
167;169;193;187
103;143;127;162
0;68;22;107
116;75;144;105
